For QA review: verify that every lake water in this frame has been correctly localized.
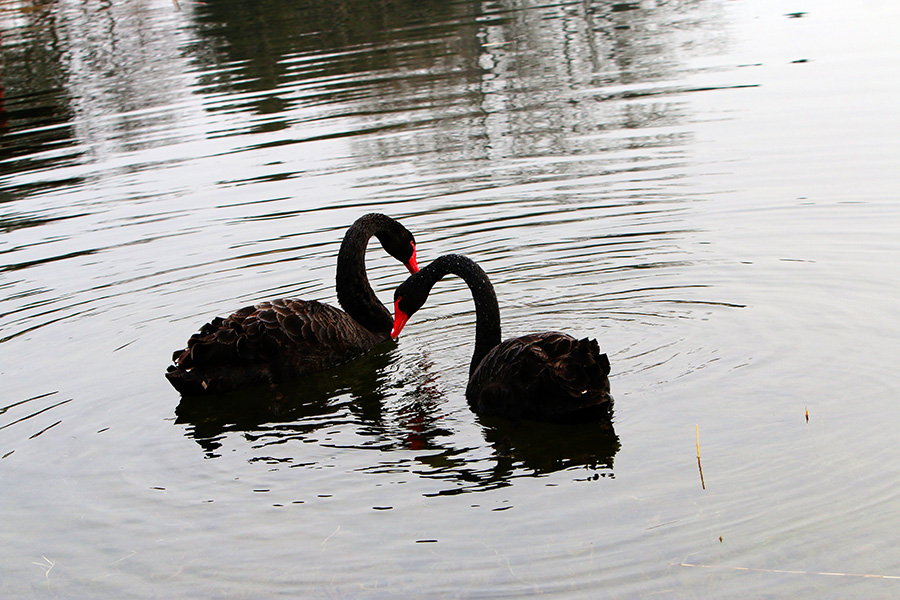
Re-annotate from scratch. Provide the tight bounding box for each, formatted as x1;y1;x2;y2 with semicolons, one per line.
2;0;899;597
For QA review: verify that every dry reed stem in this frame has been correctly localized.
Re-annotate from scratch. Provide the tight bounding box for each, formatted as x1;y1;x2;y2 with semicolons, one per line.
696;424;705;490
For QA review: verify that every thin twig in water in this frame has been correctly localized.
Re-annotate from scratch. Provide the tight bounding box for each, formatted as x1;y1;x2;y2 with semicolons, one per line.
322;526;341;545
109;550;138;566
674;562;900;580
696;424;705;490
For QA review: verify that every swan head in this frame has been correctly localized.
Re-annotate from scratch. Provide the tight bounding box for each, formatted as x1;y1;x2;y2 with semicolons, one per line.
376;228;418;274
390;273;429;338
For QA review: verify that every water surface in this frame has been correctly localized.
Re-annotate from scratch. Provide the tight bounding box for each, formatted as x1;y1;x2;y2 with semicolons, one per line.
2;0;899;597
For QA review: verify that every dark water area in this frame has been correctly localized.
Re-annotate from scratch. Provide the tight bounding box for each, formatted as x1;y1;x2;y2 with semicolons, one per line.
1;0;899;597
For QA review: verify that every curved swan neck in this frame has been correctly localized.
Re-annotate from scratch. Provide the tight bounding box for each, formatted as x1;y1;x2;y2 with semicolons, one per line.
335;214;395;334
420;254;502;376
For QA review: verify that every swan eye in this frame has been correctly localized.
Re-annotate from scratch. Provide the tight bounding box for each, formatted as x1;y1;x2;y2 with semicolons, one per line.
393;295;405;316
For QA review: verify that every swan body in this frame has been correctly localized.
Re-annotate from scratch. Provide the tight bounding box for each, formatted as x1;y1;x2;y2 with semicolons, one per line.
467;332;611;422
390;254;611;423
166;213;417;396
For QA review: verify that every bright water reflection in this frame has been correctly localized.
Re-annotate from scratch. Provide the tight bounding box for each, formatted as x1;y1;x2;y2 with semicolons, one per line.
1;0;899;597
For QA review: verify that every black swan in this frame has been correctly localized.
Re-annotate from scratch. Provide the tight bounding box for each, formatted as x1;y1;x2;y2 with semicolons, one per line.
166;213;418;396
390;254;611;423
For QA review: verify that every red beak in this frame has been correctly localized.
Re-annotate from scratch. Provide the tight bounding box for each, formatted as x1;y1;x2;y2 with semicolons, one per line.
391;299;409;339
405;242;419;274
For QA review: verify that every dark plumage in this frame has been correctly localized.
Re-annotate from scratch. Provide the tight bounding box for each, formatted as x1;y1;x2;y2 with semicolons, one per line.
467;333;611;423
390;254;612;423
166;213;418;396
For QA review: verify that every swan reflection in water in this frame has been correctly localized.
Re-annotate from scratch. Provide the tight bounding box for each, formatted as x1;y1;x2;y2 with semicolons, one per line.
175;345;619;493
174;345;416;458
410;415;619;496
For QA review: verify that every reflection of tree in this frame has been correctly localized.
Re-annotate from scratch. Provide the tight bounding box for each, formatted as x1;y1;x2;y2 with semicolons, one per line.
189;0;478;131
51;0;204;157
185;0;725;193
0;4;79;191
424;0;725;167
0;0;728;203
333;0;724;181
0;0;205;206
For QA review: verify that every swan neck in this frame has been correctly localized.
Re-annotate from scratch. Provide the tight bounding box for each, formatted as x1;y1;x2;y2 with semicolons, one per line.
335;214;393;334
428;255;502;376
